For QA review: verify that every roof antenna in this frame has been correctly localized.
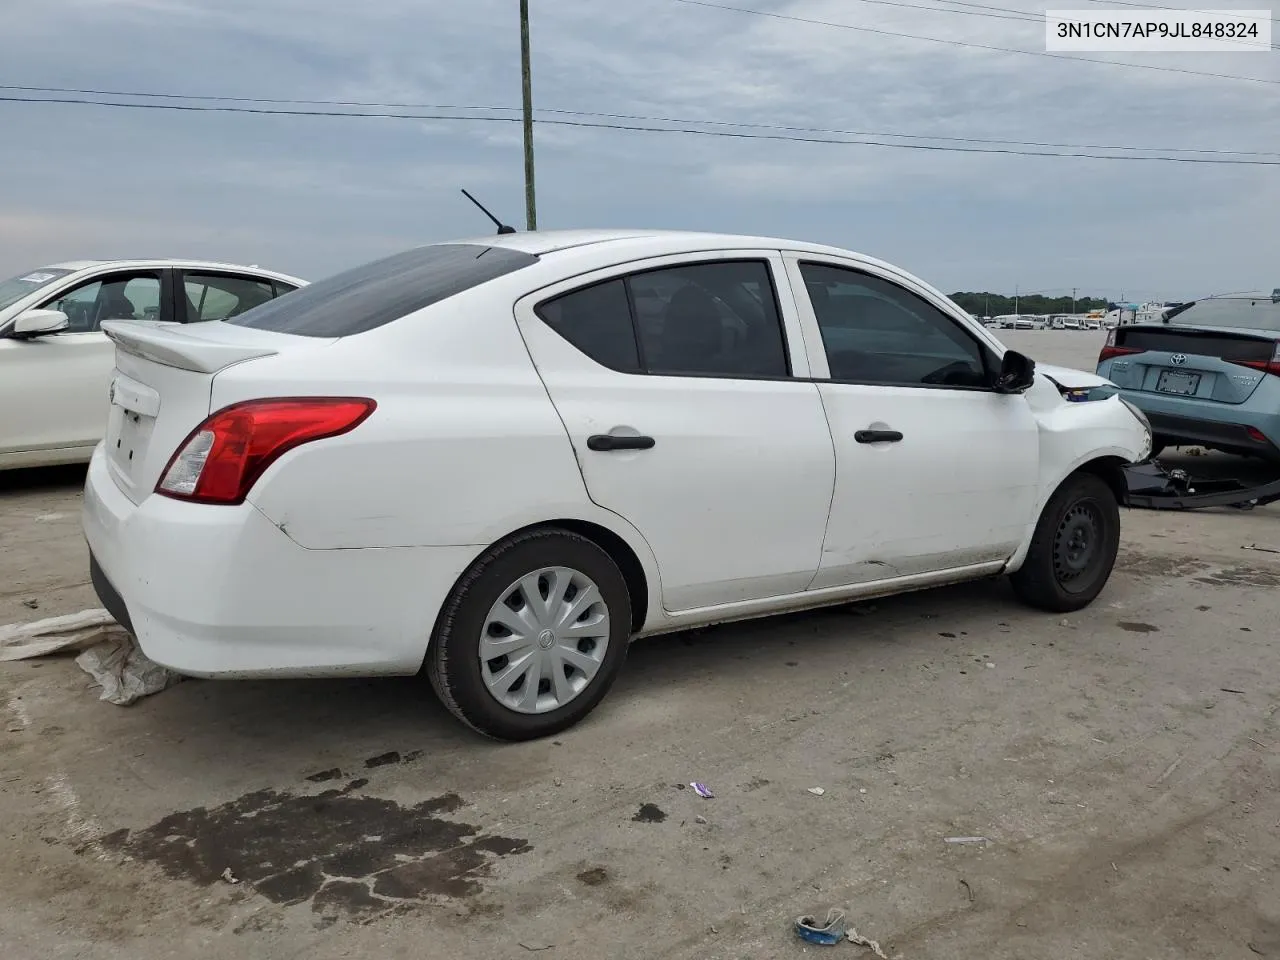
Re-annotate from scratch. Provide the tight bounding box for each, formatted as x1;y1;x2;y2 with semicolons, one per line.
460;189;517;235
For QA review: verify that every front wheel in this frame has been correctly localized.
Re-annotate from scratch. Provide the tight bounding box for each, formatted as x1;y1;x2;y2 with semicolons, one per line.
1010;472;1120;613
426;528;632;741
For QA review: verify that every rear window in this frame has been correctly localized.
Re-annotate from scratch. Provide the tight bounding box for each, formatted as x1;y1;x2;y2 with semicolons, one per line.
1118;326;1275;362
225;244;539;337
1166;294;1280;333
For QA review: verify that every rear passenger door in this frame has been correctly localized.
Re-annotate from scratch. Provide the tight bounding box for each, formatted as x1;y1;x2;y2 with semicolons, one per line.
514;252;836;612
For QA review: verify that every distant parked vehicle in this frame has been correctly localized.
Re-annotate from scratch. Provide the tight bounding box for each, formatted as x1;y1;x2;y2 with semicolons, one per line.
0;260;305;470
1097;290;1280;459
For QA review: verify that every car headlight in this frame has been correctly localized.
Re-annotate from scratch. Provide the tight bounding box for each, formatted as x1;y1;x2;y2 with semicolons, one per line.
1119;396;1151;433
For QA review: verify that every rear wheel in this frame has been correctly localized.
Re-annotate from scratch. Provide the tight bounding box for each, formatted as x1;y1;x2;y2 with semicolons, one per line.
427;528;632;741
1010;472;1120;613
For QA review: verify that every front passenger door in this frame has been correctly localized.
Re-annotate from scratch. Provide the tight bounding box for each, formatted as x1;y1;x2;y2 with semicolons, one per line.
1;270;168;456
785;256;1040;589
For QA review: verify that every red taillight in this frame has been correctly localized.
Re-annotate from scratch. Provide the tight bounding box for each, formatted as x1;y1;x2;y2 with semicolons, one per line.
1098;328;1139;364
1098;345;1141;362
1228;344;1280;377
156;397;376;505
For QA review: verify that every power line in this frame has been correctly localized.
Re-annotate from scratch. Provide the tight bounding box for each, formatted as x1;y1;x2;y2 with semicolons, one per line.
4;92;1280;164
1075;0;1280;27
669;0;1280;84
3;83;1277;157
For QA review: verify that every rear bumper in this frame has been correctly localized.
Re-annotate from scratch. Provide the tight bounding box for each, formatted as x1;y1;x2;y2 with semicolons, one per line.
1146;411;1280;458
81;447;480;679
1117;391;1280;458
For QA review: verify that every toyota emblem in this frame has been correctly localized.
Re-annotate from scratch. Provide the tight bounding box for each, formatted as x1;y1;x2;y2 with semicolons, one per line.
1171;354;1187;365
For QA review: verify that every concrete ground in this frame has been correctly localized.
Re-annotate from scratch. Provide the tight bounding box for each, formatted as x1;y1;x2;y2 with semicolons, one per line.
2;331;1277;960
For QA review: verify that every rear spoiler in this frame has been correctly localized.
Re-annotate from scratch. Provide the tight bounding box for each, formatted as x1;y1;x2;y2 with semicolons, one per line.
101;320;279;374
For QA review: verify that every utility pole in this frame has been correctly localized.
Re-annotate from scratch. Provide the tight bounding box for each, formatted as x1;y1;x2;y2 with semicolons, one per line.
520;0;537;230
1071;287;1077;315
1014;284;1019;315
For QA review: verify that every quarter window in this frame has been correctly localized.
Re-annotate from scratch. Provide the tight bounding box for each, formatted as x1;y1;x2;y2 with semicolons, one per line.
537;260;789;379
537;279;640;373
800;263;988;388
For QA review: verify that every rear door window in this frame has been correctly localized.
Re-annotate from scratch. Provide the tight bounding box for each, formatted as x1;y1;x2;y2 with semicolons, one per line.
535;259;790;379
226;244;539;337
181;272;281;322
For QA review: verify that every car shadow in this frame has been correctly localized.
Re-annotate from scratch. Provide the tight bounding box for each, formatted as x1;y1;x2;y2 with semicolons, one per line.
0;462;87;494
124;576;1017;765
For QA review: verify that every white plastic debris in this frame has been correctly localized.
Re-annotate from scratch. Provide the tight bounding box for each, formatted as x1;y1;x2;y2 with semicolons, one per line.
75;635;184;706
807;787;826;796
2;608;183;706
220;867;240;884
945;836;990;844
0;609;127;661
847;925;889;958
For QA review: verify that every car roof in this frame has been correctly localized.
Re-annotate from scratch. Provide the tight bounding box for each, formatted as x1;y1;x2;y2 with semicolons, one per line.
43;259;306;283
450;228;871;260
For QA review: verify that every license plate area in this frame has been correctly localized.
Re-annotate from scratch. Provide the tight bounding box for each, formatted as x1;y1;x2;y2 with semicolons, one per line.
106;375;159;479
1156;369;1201;396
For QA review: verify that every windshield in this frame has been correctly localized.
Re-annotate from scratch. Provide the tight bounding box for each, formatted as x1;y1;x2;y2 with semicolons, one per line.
0;268;73;313
1167;294;1280;333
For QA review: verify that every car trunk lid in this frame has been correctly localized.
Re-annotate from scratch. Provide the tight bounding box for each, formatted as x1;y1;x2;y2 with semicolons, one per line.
100;320;332;504
1103;325;1278;405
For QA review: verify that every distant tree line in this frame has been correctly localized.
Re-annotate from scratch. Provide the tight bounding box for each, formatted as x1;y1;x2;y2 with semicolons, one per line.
948;292;1112;316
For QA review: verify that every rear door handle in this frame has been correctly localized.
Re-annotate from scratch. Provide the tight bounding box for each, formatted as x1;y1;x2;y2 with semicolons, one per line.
587;434;656;452
854;429;903;444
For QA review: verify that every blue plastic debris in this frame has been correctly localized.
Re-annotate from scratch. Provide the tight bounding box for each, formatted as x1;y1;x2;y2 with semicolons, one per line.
690;781;714;798
795;909;846;946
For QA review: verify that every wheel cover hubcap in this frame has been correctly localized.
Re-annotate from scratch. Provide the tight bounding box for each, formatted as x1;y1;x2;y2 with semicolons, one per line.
479;566;611;715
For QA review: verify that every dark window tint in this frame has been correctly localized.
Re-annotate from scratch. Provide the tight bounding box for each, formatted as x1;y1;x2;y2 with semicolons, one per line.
1167;295;1280;333
226;244;539;337
629;261;788;377
1117;326;1274;363
800;263;987;388
182;273;278;322
537;279;640;372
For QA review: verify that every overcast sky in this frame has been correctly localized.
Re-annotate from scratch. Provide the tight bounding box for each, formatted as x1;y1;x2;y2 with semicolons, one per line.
1;0;1276;300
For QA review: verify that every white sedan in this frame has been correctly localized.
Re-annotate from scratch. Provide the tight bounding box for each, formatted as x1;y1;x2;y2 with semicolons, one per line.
82;230;1151;740
0;259;305;470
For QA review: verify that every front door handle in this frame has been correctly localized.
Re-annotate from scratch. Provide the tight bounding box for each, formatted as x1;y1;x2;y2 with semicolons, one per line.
854;429;903;444
587;434;656;452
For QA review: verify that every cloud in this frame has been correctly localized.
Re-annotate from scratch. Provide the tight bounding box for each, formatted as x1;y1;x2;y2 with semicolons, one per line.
0;0;1275;297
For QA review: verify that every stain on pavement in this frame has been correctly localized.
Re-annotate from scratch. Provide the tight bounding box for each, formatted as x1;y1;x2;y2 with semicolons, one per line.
99;788;530;918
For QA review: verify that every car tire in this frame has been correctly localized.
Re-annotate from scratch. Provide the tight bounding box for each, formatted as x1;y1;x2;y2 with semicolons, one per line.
426;528;632;741
1010;472;1120;613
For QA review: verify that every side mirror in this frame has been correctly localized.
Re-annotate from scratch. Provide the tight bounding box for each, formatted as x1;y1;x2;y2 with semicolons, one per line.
10;308;69;339
993;349;1036;394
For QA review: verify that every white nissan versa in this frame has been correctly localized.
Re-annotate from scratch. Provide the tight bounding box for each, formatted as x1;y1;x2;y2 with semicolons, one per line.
82;230;1151;740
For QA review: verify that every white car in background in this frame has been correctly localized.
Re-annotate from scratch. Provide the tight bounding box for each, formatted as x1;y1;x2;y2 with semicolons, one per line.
0;260;305;470
82;229;1151;741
